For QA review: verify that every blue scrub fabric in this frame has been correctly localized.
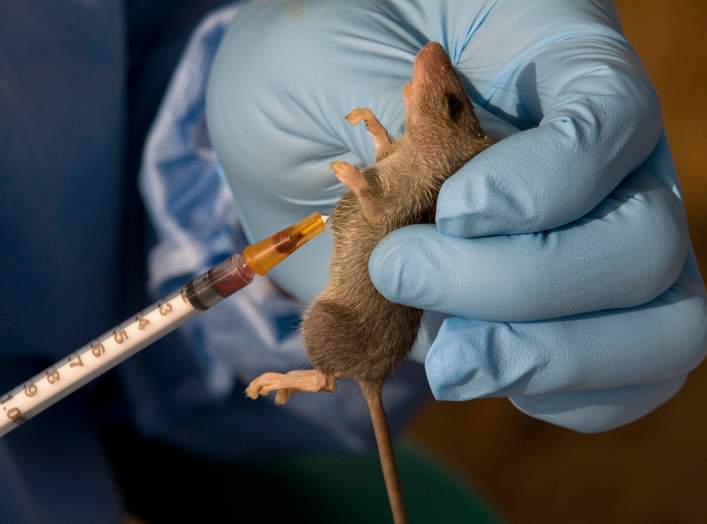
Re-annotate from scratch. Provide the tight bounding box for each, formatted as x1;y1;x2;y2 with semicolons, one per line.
0;2;427;522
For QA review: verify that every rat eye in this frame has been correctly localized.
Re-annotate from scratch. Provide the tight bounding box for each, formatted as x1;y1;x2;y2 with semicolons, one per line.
445;93;463;121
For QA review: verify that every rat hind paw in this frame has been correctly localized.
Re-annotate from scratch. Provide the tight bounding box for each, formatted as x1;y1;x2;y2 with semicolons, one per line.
245;370;337;405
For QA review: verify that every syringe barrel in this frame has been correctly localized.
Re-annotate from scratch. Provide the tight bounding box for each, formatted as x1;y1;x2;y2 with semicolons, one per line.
0;287;198;437
183;254;255;310
0;255;255;437
0;213;327;437
243;212;327;275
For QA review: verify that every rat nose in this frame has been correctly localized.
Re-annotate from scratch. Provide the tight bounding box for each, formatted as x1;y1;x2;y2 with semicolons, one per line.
412;42;450;85
418;42;446;58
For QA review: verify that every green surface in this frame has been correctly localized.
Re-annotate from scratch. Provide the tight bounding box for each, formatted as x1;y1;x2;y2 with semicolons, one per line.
269;443;499;524
109;429;499;523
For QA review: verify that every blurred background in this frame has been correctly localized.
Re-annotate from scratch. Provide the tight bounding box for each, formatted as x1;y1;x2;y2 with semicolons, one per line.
2;2;704;523
408;2;707;522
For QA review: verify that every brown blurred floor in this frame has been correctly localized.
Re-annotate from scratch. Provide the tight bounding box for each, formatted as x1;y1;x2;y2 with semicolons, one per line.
408;2;707;522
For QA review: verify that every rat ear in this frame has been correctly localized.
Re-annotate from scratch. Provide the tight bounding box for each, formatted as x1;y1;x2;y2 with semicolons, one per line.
330;161;386;225
445;92;463;122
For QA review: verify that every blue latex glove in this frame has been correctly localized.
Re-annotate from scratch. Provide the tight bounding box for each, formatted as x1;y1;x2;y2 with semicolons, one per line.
207;0;707;432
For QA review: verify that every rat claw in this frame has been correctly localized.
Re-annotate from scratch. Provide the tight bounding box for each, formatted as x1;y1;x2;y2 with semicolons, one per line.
245;372;278;399
345;107;369;126
344;107;391;158
245;372;294;399
330;161;370;195
330;160;349;172
275;389;296;405
330;161;386;225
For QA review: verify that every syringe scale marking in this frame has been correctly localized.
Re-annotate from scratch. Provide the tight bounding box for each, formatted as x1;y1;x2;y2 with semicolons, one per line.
1;287;196;430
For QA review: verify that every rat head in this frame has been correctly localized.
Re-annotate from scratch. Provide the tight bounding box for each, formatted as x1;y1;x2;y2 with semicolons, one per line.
403;42;484;155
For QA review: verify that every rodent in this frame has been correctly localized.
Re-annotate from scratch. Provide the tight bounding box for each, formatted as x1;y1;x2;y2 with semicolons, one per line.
247;42;492;524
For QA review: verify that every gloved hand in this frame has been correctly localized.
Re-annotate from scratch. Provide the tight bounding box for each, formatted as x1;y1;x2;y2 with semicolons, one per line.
207;0;707;432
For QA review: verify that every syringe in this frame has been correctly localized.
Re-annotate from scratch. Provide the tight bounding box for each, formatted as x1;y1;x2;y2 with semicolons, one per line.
0;212;328;438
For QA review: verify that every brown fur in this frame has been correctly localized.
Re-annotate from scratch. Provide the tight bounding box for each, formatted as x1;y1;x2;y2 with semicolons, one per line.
248;43;493;524
299;43;492;524
302;43;492;385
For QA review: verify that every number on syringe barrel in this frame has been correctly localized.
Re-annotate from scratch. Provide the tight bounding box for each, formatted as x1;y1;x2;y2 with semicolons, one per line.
113;329;128;344
159;302;173;316
46;369;60;385
136;316;150;331
6;407;23;423
24;383;37;397
69;353;84;368
91;342;105;358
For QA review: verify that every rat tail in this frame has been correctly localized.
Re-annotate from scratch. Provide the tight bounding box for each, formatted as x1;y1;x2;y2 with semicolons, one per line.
359;380;407;524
